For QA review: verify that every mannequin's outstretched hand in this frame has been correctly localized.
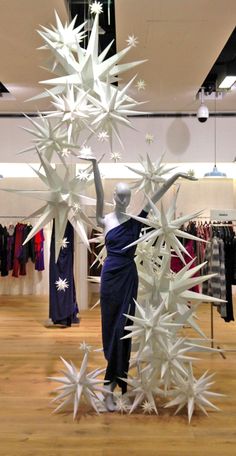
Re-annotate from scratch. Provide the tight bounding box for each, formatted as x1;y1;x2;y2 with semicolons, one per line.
78;153;105;163
78;154;97;162
176;173;198;181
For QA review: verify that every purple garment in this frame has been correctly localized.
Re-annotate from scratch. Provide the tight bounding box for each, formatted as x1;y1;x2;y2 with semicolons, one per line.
101;210;148;393
34;229;45;271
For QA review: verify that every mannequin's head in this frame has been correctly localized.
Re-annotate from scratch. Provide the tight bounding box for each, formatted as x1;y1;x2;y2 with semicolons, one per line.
113;182;131;210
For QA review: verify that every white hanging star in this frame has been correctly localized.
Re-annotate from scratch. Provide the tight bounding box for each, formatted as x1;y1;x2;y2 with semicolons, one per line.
57;237;69;250
97;130;109;142
46;85;91;141
126;35;139;47
124;190;204;263
49;354;108;418
55;277;69;292
136;79;146;91
127;153;176;194
90;1;103;15
165;367;224;422
38;12;87;55
19;113;79;163
89;77;146;150
110;151;122;162
145;133;154;144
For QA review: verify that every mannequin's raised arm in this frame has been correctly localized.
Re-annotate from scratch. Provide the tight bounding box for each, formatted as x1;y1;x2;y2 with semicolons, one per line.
144;173;197;212
78;156;105;227
91;159;105;227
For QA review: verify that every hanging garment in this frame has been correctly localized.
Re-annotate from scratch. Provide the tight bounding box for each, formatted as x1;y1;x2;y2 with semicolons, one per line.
202;236;229;320
0;224;8;276
100;210;148;393
49;221;79;326
170;239;199;293
12;223;26;277
6;224;15;272
34;229;45;271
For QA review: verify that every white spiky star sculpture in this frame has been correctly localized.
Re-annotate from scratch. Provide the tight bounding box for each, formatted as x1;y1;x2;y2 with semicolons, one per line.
49;354;108;418
164;366;224;422
127;153;177;194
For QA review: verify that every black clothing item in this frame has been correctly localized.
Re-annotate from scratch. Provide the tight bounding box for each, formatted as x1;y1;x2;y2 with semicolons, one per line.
0;225;8;276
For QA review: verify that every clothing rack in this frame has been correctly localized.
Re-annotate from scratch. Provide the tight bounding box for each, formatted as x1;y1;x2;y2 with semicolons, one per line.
202;215;236;356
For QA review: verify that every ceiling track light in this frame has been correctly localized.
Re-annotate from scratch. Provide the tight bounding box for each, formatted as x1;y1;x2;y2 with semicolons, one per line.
197;88;209;123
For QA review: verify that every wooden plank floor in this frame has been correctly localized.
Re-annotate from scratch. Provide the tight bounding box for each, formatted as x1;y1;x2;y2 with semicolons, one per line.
0;295;236;456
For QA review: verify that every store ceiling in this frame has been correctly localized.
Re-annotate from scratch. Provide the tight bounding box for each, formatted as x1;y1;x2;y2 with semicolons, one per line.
1;0;236;114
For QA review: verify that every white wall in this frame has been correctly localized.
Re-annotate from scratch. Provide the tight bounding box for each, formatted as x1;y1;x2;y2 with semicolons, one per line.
0;115;236;164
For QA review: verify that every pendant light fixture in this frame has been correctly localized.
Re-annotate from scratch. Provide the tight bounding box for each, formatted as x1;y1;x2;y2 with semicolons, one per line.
204;93;226;177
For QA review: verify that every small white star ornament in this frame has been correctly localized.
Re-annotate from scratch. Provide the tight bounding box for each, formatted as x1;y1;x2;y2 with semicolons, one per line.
55;277;69;292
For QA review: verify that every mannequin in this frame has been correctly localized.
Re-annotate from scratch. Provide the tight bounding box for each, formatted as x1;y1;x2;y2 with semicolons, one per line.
85;156;196;411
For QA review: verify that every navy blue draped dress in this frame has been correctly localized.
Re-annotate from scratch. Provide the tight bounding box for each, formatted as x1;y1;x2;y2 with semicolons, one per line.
100;210;148;393
49;221;79;326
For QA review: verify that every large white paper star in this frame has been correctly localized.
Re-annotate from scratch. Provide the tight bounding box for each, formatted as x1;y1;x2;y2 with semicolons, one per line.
165;366;224;422
49;354;108;418
46;85;93;143
125;192;204;263
126;153;176;194
123;370;160;414
89;77;146;150
123;299;179;355
19;113;79;163
38;12;87;55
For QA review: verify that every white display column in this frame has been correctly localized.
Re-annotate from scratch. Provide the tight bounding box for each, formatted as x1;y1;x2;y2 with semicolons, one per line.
74;232;88;310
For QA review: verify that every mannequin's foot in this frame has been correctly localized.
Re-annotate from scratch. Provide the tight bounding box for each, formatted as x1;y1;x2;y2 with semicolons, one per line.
104;382;117;412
